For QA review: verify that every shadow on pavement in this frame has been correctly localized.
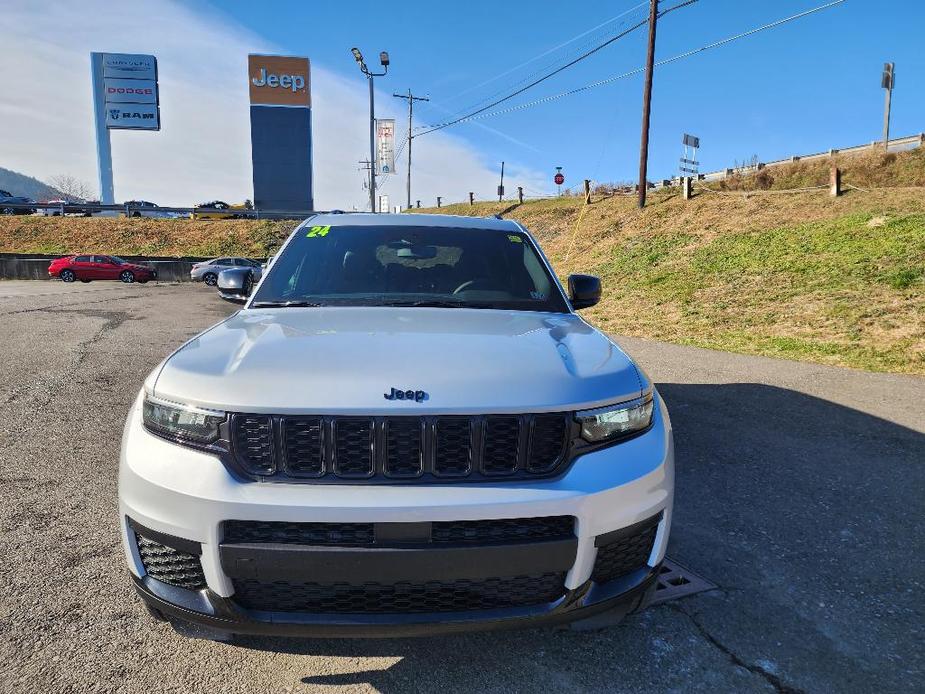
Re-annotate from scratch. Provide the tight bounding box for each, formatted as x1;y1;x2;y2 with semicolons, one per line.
232;382;924;692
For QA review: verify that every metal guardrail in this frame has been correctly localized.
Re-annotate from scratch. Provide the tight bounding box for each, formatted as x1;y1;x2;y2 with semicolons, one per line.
684;133;924;187
0;201;318;220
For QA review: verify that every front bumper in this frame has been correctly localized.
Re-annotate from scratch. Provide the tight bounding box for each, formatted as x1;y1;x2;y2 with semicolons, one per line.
119;391;674;635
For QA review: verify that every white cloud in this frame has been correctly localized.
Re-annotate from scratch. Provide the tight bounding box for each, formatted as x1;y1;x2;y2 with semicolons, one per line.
0;0;547;209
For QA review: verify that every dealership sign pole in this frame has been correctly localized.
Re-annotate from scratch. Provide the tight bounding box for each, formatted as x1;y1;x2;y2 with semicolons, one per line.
90;52;160;205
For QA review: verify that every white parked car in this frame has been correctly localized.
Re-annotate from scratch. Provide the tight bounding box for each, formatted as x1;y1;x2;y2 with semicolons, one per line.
189;257;264;286
119;213;674;637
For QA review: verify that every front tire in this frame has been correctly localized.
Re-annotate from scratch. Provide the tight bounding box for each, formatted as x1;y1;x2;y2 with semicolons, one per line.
203;272;218;286
120;270;135;283
60;269;76;283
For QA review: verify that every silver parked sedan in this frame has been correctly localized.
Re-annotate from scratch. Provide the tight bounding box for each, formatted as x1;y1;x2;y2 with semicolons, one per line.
190;257;263;286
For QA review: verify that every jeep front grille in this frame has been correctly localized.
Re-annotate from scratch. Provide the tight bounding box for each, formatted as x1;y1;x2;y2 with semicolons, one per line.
230;413;570;483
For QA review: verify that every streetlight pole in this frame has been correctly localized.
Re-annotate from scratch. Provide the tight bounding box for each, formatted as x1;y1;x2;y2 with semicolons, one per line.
352;48;389;212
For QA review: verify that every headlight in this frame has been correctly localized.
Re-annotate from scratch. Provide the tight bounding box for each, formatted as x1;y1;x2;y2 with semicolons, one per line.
142;395;225;444
576;394;654;442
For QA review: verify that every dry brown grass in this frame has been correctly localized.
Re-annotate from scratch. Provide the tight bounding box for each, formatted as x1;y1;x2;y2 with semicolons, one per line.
0;216;297;257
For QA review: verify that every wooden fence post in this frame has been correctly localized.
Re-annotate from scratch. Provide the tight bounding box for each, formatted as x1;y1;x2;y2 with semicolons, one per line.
584;179;591;204
468;192;474;206
830;165;841;197
517;186;523;203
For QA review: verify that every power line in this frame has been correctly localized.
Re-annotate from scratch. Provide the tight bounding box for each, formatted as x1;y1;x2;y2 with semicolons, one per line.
422;0;847;128
415;17;651;137
444;1;648;104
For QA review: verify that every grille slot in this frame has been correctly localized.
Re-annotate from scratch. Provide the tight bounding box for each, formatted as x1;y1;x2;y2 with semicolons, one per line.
229;413;571;483
231;573;566;613
223;521;374;546
135;533;206;590
482;416;521;475
233;415;274;475
282;417;324;476
333;419;374;477
528;414;568;472
222;517;574;547
431;516;574;545
434;417;472;477
384;418;424;477
591;516;660;584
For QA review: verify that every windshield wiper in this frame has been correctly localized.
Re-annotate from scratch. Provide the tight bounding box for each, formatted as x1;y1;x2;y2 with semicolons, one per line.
250;300;324;308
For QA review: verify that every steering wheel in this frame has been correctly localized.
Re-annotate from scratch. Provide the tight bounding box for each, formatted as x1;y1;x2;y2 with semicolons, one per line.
452;279;485;294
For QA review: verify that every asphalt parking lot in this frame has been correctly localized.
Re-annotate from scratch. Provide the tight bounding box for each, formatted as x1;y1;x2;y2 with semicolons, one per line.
1;279;922;693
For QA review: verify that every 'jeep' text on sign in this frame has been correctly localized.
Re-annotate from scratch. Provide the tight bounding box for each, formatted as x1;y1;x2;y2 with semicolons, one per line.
248;55;311;107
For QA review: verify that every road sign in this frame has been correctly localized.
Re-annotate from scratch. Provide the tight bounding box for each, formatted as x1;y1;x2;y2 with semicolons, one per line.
554;172;564;185
376;119;395;175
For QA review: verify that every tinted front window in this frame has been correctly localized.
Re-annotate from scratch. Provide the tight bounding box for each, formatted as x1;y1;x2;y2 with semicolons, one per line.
252;224;568;312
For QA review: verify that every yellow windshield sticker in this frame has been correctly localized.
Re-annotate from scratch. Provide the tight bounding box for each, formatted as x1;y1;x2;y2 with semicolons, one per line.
307;225;331;238
507;234;523;243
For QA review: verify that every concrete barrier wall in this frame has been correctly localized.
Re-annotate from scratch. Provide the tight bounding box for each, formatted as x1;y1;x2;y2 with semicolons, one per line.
0;254;264;283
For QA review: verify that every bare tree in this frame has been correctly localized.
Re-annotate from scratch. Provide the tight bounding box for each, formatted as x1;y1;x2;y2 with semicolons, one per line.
47;174;94;202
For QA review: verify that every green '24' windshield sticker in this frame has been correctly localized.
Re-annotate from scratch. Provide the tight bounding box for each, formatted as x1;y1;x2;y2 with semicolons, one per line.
307;225;331;238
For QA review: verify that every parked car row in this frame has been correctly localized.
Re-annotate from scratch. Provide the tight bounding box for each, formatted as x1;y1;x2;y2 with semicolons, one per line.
0;192;252;218
45;254;267;287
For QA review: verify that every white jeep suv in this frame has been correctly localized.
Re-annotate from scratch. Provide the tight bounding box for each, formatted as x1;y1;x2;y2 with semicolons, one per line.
119;213;674;637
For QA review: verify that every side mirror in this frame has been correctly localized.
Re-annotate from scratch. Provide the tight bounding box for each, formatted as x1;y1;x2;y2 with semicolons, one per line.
217;267;253;304
567;274;601;310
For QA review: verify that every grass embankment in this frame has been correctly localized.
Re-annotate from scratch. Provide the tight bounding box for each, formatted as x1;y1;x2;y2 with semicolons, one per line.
416;186;925;375
0;216;297;257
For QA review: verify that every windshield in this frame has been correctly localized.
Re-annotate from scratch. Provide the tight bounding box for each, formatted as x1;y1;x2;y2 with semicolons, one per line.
110;256;127;264
251;223;569;312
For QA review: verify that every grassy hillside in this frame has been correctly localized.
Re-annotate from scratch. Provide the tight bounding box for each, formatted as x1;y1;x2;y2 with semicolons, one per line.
715;145;925;191
0;216;296;258
414;187;925;375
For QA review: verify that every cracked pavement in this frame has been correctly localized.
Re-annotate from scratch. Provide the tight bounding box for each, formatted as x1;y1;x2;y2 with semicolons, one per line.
0;280;922;693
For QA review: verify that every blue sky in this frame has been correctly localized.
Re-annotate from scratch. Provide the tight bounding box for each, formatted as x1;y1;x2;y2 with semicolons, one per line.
1;1;920;207
203;0;923;191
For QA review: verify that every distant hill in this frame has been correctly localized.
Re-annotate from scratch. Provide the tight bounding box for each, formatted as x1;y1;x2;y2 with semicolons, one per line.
0;167;59;201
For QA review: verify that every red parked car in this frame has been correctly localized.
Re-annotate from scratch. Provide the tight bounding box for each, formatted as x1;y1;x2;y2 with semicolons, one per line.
48;255;157;284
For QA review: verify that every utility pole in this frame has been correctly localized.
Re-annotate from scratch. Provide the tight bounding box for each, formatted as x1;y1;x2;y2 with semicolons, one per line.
358;159;373;209
351;48;390;213
882;62;895;148
637;0;659;209
393;89;429;210
498;161;505;201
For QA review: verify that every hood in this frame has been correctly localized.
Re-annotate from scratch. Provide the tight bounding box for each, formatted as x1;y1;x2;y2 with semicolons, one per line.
152;307;644;414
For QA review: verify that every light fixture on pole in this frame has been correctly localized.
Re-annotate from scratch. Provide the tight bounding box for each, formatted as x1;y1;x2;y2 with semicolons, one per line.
351;47;389;212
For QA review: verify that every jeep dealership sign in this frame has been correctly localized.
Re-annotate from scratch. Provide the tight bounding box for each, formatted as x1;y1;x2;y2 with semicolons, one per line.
248;54;314;212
